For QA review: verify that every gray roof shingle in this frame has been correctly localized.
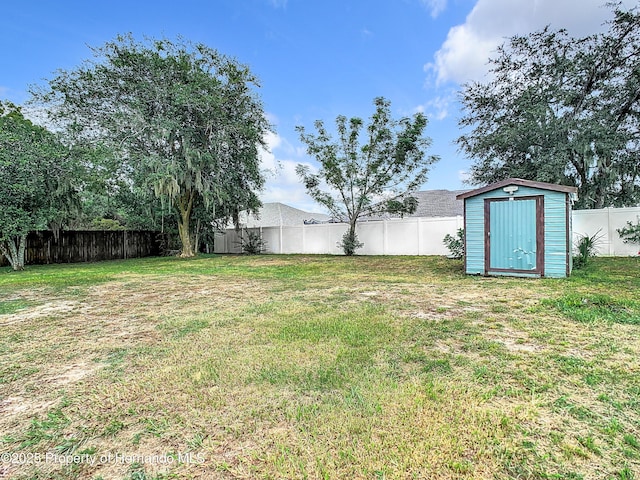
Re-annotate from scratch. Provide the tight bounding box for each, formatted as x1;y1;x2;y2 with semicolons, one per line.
410;189;467;217
358;189;468;221
240;203;330;227
237;189;468;227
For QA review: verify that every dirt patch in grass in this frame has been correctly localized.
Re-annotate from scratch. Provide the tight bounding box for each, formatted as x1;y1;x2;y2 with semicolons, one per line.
0;396;57;417
0;300;79;325
484;326;545;353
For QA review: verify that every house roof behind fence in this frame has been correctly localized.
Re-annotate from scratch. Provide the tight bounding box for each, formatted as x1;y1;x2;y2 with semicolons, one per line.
358;189;467;221
240;203;331;227
236;189;467;227
411;190;467;217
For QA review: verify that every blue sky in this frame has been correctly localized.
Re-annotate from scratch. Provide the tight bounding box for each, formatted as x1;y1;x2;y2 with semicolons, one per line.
1;0;633;213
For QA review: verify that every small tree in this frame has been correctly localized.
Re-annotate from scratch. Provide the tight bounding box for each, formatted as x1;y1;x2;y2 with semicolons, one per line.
296;97;439;255
443;228;465;259
0;102;77;270
617;221;640;247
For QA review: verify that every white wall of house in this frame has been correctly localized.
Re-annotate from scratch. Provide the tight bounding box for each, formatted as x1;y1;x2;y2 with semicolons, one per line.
215;207;640;257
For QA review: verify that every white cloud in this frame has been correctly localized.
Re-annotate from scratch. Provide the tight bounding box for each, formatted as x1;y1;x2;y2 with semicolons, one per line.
258;131;325;212
427;23;496;85
427;0;636;85
21;104;59;130
415;92;456;120
458;170;471;183
259;130;282;175
260;185;325;214
265;112;279;126
267;0;287;8
422;0;448;18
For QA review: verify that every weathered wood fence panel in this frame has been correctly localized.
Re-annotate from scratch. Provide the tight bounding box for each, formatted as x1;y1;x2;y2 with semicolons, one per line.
1;230;166;266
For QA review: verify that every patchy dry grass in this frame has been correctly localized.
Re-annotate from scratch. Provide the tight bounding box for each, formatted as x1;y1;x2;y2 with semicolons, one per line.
0;255;639;479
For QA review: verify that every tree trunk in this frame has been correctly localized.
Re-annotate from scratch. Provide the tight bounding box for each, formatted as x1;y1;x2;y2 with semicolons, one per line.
348;221;357;245
340;220;363;256
177;215;194;257
1;235;26;271
193;218;201;255
176;191;195;258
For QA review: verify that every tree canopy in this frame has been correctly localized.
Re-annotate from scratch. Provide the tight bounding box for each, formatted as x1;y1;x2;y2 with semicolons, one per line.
0;102;77;270
457;4;640;209
33;35;271;256
296;97;439;255
65;141;167;232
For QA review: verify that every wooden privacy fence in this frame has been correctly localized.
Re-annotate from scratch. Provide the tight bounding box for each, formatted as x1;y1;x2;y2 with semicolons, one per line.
1;230;166;266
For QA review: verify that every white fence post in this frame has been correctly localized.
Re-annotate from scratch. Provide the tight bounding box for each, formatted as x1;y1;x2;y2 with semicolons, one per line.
608;208;614;256
383;220;388;255
302;223;307;253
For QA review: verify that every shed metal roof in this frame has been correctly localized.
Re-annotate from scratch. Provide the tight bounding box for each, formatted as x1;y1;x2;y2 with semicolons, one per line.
456;178;578;200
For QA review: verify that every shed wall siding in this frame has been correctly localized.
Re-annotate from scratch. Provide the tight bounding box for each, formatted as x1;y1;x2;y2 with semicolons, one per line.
543;190;570;278
464;186;569;277
465;197;485;274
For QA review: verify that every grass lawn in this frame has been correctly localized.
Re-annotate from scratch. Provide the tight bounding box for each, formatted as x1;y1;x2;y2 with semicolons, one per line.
0;254;639;479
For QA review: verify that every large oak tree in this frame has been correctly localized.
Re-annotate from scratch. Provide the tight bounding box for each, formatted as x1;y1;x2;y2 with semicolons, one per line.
34;35;270;256
457;4;640;209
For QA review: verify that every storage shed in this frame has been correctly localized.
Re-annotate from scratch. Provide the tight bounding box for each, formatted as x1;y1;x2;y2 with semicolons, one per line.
456;178;578;278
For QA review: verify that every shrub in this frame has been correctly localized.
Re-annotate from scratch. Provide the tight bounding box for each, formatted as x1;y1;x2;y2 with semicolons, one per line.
617;220;640;246
443;228;465;259
90;218;126;230
573;229;604;269
237;229;267;255
339;230;364;256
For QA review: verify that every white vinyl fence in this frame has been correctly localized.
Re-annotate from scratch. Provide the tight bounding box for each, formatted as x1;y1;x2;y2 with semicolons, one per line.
215;207;640;257
573;207;640;256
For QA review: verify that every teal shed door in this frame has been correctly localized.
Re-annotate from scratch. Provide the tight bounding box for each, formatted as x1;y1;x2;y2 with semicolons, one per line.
484;196;544;275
